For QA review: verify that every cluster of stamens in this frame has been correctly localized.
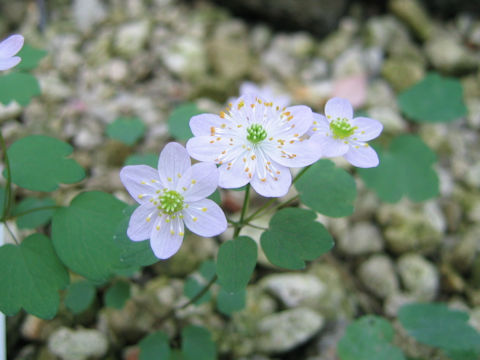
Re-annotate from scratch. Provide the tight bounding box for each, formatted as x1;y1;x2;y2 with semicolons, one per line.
330;118;356;139
246;123;267;144
157;190;184;214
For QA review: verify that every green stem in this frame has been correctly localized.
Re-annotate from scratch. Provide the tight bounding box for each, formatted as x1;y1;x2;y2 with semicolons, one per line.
10;205;60;219
0;131;12;223
233;184;250;238
4;222;18;245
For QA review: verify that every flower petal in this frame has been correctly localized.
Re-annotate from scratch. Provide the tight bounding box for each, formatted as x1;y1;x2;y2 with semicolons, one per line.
158;142;191;189
0;35;24;58
351;117;383;141
186;135;230;162
311;133;349;157
0;57;21;71
266;139;322;167
120;165;160;203
218;157;251;189
325;97;353;121
190;113;226;137
178;162;219;202
127;204;156;241
251;163;292;197
344;143;379;168
183;199;227;237
150;216;184;259
268;105;313;138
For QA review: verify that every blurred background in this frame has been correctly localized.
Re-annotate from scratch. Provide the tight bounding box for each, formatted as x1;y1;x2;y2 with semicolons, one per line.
1;0;480;359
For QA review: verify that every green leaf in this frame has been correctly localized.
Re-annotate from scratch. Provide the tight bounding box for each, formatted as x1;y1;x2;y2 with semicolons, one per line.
216;288;246;315
338;315;406;360
104;280;131;309
398;73;467;123
358;135;439;203
0;234;69;319
184;260;216;305
0;72;41;106
64;281;96;314
6;135;85;192
216;236;257;292
124;153;158;167
168;103;202;141
13;197;56;229
295;159;357;217
398;303;480;354
0;187;6;219
181;325;217;360
51;191;127;282
114;205;158;269
260;208;334;270
16;44;48;71
106;117;146;145
139;331;171;360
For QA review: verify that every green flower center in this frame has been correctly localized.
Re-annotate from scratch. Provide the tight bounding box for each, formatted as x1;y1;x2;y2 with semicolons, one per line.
246;124;267;144
158;190;184;214
330;118;356;139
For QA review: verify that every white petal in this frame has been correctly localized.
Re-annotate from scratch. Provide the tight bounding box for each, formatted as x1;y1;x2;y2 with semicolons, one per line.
251;163;291;197
127;204;156;241
190;113;226;137
178;162;219;202
183;199;227;237
351;117;383;141
0;35;24;58
344;143;379;168
0;57;21;71
268;105;313;138
266;139;322;167
186;136;230;162
158;142;191;189
150;216;184;259
325;97;353;121
218;157;251;189
120;165;160;203
311;133;349;157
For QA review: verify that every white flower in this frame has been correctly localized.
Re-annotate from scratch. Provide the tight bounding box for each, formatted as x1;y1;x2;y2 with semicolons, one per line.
120;142;227;259
238;81;291;108
0;34;24;71
186;95;322;197
311;97;383;168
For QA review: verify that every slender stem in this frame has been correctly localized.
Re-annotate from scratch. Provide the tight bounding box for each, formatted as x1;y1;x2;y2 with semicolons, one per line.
233;184;250;238
0;223;5;360
10;205;59;219
3;222;18;245
0;132;12;223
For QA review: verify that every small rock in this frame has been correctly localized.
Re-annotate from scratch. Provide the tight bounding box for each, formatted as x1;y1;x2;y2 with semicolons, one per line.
260;273;326;308
256;308;324;354
358;255;399;299
381;57;425;92
397;254;439;301
389;0;434;41
366;106;408;134
72;0;106;33
48;327;108;360
0;101;22;122
114;20;150;58
338;222;384;255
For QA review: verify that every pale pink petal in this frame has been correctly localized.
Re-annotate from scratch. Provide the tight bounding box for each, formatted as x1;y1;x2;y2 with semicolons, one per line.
127;204;156;241
325;97;353;121
178;162;218;202
266;139;322;168
268;105;313;138
186;136;230;162
0;57;21;71
0;35;24;58
351;117;383;141
183;199;227;237
251;163;291;197
311;133;349;157
190;114;226;137
218;158;251;189
150;216;184;259
158;142;191;189
120;165;160;203
344;143;379;168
